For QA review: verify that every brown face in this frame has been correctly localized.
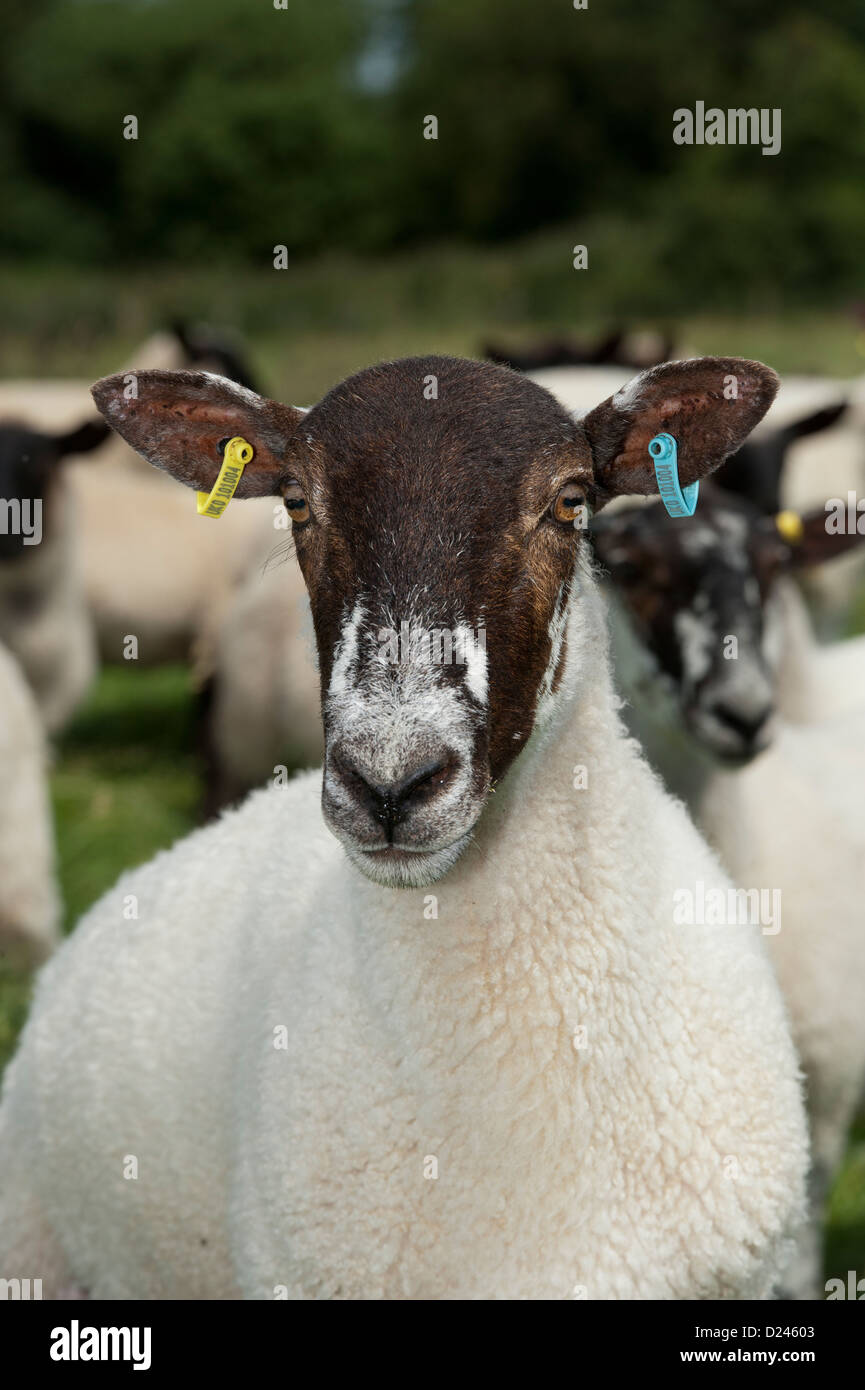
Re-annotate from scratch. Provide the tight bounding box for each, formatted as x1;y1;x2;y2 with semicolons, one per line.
281;358;600;884
92;353;779;887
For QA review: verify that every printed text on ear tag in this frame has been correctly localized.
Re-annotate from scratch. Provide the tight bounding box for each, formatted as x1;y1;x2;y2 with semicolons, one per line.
196;437;254;518
649;433;698;518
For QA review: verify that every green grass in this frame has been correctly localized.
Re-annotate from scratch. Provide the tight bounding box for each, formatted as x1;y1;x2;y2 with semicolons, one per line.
52;666;201;926
826;1115;865;1280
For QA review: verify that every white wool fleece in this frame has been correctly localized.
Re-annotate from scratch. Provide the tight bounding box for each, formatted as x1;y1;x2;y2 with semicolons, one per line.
0;585;807;1300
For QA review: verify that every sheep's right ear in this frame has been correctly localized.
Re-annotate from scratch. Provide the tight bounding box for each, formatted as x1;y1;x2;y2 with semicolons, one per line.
90;370;305;498
583;356;779;504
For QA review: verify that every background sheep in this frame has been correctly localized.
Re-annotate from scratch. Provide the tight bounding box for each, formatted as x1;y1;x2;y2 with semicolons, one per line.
593;490;865;1298
0;418;109;733
67;326;273;665
0;639;60;966
482;325;676;371
0;326;275;677
194;547;322;815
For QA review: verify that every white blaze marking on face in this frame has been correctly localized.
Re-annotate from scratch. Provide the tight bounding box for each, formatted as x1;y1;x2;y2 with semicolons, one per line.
675;607;713;688
454;623;488;706
329;600;364;700
324;606;482;832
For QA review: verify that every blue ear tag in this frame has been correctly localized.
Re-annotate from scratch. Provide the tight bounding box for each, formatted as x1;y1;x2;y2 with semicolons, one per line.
649;433;698;518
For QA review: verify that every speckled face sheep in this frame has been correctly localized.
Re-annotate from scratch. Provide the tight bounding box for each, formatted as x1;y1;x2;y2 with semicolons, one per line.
592;486;865;759
0;355;809;1302
593;491;865;1299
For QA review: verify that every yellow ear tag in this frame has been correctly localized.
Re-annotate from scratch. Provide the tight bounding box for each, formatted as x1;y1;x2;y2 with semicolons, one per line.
775;509;804;544
196;437;254;518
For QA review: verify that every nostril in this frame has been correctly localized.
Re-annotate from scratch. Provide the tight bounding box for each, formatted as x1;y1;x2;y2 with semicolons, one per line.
711;703;772;742
328;747;459;840
328;748;380;805
390;756;455;810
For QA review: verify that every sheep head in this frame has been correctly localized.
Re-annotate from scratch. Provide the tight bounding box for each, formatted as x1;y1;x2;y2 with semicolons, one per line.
92;354;777;885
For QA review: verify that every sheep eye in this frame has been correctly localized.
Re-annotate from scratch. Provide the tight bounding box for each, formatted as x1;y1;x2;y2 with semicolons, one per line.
552;485;588;526
283;482;310;524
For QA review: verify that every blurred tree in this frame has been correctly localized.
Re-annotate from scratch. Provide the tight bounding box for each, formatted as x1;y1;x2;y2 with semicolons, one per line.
2;0;387;260
0;0;863;309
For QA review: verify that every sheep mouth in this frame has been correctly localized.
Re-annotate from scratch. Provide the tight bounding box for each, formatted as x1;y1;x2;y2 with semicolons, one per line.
345;831;475;888
684;704;775;765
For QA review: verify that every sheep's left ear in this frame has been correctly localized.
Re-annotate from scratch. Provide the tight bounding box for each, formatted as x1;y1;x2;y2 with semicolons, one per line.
91;370;305;497
583;357;779;503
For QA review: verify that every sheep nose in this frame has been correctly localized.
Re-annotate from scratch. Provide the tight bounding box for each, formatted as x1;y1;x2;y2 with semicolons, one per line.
711;701;773;745
329;747;458;842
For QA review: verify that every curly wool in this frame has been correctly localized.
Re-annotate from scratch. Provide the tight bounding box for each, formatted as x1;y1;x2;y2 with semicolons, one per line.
0;591;807;1299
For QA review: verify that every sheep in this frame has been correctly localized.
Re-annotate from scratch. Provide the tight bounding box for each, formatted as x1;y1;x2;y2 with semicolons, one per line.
0;418;110;732
194;546;322;814
0;354;807;1301
717;389;865;633
593;489;865;1298
767;578;865;724
692;402;865;721
71;461;277;665
0;639;60;966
